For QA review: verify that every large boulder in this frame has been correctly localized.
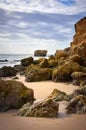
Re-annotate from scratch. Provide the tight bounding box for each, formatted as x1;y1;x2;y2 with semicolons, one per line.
47;89;66;101
34;50;47;57
39;58;49;68
21;57;34;67
66;85;86;114
52;61;82;82
14;65;25;73
0;80;34;111
17;98;59;117
25;68;52;82
0;66;17;77
55;50;68;60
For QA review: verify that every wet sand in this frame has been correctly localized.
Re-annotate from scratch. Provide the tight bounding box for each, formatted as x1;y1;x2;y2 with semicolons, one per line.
0;75;86;130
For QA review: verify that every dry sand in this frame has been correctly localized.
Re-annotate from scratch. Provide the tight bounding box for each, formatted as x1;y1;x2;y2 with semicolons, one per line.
0;75;86;130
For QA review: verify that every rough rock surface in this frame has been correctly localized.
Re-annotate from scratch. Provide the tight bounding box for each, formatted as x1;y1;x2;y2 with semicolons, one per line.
70;17;86;64
0;66;17;77
0;80;34;111
34;50;47;57
71;72;86;86
47;89;66;101
17;98;59;117
66;85;86;114
21;57;34;67
25;67;52;82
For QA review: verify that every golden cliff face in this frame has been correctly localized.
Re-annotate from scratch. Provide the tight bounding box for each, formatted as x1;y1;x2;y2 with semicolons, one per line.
70;17;86;63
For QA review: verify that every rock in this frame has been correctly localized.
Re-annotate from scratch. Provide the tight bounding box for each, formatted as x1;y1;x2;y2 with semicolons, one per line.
39;58;49;68
21;57;34;67
52;61;82;82
70;17;86;65
55;50;68;60
74;85;86;96
48;57;58;68
47;89;66;101
69;54;83;65
66;95;86;114
64;47;71;55
0;66;17;77
0;80;34;111
14;65;25;72
71;72;86;86
18;99;59;117
25;68;52;82
0;59;8;62
34;50;47;57
66;86;86;114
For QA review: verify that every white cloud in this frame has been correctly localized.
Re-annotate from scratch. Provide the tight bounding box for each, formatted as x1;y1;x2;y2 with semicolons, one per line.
0;0;86;14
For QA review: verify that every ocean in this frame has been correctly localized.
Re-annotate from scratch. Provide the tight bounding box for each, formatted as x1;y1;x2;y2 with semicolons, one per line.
0;54;49;68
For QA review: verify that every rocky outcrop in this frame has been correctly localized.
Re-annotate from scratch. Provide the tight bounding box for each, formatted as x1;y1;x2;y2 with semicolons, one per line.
25;67;52;82
21;57;34;67
71;72;86;86
52;61;82;82
66;85;86;114
0;66;17;77
0;80;34;111
34;50;47;57
47;89;66;101
17;98;59;117
70;17;86;64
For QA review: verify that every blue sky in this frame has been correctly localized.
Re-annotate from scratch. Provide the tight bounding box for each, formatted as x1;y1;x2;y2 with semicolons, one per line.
0;0;86;54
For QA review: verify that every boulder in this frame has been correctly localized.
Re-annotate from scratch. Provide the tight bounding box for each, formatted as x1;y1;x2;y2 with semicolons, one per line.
66;86;86;114
21;57;34;67
0;80;34;111
69;54;83;65
52;61;82;82
55;50;68;60
71;72;86;86
25;68;52;82
17;98;59;117
66;95;86;114
39;58;49;68
14;65;25;72
47;89;66;101
0;66;17;77
34;50;47;57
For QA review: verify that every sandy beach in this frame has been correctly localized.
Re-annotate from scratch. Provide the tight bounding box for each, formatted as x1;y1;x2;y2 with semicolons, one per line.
0;76;86;130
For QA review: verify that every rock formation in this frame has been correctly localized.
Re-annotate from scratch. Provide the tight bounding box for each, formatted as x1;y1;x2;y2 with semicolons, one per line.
34;50;47;57
70;17;86;64
18;98;59;117
0;66;17;77
0;80;34;111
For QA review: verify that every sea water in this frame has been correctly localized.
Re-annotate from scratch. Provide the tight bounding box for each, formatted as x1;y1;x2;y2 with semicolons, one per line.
0;54;49;68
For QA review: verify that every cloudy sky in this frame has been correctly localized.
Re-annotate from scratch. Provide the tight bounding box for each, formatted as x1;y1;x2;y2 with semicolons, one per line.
0;0;86;54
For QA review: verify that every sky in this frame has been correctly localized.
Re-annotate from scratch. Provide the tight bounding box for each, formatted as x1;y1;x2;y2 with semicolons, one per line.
0;0;86;54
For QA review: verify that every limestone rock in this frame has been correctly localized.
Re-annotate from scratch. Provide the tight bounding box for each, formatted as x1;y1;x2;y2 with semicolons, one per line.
0;66;17;77
18;99;59;117
66;86;86;114
47;89;66;101
25;68;52;82
52;61;82;82
70;17;86;64
71;72;86;86
34;50;47;57
0;80;34;111
21;57;34;67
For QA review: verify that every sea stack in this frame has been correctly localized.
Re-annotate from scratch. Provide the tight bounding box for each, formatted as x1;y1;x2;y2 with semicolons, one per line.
34;50;47;57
